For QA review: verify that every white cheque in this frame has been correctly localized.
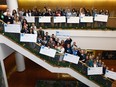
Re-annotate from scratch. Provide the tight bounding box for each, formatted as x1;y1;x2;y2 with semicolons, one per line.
39;46;56;58
4;24;21;33
67;17;79;23
94;14;108;22
39;16;51;23
53;16;66;23
87;67;103;75
63;53;80;64
24;16;35;22
105;70;116;80
80;16;93;23
56;31;70;37
20;33;37;42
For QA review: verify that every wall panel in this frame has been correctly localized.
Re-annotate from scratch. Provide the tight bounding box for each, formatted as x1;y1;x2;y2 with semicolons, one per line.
18;0;116;16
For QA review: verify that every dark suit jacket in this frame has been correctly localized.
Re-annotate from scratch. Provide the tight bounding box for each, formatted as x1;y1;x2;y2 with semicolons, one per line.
4;15;13;24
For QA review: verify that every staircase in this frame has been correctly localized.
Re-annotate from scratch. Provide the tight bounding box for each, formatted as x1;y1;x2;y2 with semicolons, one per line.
0;30;113;87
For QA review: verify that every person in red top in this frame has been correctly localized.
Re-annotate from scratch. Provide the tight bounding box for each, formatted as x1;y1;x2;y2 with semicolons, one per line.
55;10;61;16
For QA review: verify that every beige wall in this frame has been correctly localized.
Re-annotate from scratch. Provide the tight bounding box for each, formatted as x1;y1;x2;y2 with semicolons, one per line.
18;0;116;16
0;5;7;11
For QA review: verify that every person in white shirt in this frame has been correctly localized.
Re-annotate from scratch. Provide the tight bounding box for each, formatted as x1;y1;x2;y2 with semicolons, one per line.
14;16;21;24
30;23;37;34
79;8;86;28
28;10;32;16
3;9;10;16
58;45;65;61
71;41;78;50
66;9;72;17
55;43;61;52
31;23;37;30
93;60;98;67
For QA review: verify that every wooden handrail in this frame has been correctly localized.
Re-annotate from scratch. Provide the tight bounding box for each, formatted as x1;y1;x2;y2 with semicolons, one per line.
0;19;6;24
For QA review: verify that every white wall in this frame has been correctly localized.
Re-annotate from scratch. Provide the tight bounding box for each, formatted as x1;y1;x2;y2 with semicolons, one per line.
44;30;116;50
0;44;14;60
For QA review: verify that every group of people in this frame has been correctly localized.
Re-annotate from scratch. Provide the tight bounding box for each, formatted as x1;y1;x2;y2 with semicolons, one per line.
102;51;116;59
17;7;109;17
18;17;109;70
0;9;21;25
36;28;107;67
19;21;113;73
0;6;110;28
18;7;109;28
35;28;115;76
0;8;114;73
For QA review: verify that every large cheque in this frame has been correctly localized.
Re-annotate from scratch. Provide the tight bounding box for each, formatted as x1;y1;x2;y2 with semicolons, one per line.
67;17;79;23
24;16;35;22
56;31;70;37
39;46;56;58
4;24;21;33
87;67;103;75
94;14;108;22
80;16;93;23
53;16;66;23
63;53;80;64
105;70;116;80
39;16;51;23
20;33;37;42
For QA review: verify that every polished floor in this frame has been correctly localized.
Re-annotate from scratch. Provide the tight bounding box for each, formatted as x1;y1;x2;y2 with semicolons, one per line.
4;53;75;87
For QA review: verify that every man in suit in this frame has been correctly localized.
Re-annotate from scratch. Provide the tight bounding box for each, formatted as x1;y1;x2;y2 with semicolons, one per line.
4;12;13;24
37;27;45;38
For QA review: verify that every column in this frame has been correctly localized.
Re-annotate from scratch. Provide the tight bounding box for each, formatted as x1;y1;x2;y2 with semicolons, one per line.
15;52;25;72
6;0;18;14
0;60;8;87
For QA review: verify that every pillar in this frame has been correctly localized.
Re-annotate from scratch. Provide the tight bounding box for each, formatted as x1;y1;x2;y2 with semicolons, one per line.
0;60;8;87
6;0;18;14
15;52;25;72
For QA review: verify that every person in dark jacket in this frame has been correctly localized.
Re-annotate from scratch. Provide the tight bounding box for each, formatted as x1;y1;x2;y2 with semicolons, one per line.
64;37;72;48
4;12;13;24
65;44;72;54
